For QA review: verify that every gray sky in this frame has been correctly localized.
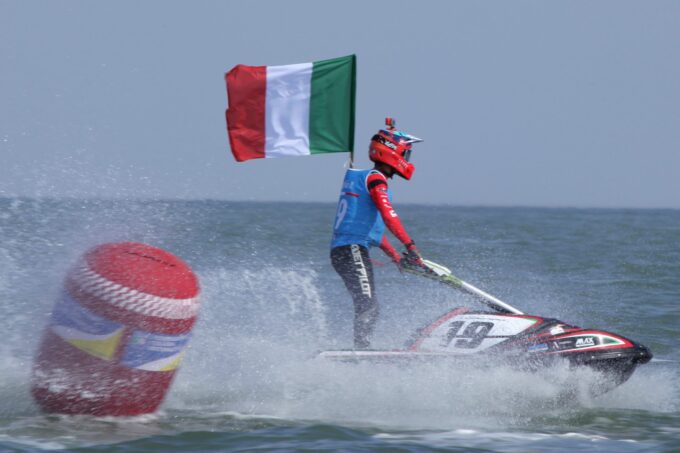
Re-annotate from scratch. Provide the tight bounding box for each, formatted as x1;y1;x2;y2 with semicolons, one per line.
2;0;679;208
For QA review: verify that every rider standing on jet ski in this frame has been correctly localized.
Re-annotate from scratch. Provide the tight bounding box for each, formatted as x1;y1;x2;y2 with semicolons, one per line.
331;118;427;349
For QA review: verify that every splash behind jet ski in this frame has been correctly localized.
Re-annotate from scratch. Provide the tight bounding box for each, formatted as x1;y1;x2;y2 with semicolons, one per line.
319;260;652;395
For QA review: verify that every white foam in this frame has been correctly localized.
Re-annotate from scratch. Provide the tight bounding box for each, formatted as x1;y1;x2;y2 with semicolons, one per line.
373;428;645;451
163;264;680;431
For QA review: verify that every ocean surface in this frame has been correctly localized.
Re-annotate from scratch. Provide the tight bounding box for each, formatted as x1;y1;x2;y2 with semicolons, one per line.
1;198;678;452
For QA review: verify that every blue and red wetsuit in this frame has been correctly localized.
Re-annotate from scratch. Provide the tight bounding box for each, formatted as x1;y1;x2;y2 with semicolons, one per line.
330;168;416;349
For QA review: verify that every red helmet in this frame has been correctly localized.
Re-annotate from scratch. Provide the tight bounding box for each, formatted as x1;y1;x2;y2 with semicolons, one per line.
368;118;422;180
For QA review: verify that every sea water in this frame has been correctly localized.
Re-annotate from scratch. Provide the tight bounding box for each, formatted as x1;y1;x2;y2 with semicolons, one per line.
1;198;678;452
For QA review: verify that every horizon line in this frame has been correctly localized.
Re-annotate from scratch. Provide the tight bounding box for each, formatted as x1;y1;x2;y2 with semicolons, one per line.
1;195;678;212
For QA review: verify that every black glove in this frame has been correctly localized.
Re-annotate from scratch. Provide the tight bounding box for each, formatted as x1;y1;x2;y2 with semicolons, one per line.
401;242;427;270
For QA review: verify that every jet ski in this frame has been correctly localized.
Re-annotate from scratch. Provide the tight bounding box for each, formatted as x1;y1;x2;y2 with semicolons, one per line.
319;260;652;395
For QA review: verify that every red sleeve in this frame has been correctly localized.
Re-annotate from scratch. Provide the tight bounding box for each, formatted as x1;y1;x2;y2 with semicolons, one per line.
379;235;401;263
367;172;414;246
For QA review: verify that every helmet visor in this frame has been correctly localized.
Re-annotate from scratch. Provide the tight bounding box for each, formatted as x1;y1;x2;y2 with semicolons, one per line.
402;149;412;162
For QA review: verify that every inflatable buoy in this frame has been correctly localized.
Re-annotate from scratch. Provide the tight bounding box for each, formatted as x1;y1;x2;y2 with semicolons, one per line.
31;242;200;416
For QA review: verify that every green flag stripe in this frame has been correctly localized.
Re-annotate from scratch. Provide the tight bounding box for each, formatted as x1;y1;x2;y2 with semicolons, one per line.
309;55;356;155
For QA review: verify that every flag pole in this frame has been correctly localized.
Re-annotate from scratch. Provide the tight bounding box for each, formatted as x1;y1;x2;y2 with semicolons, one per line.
348;54;356;169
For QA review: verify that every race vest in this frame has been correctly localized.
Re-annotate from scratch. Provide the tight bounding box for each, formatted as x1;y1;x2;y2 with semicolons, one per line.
331;169;391;249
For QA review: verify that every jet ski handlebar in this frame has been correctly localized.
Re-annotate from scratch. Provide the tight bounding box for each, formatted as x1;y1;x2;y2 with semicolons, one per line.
401;259;524;315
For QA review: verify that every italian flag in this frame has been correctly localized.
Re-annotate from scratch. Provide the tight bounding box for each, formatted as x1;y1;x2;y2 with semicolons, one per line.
225;55;356;162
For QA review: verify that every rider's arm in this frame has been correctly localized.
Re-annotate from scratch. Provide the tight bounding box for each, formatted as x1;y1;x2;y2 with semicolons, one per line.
366;172;416;250
379;234;401;264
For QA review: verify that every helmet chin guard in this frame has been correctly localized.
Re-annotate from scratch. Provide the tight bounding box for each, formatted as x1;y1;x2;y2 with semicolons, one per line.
368;118;422;180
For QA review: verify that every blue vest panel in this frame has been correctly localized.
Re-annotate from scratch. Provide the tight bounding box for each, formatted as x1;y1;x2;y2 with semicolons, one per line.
331;169;391;249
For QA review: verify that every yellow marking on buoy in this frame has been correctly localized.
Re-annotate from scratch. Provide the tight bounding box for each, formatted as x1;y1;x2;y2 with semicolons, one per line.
66;329;124;360
158;351;186;371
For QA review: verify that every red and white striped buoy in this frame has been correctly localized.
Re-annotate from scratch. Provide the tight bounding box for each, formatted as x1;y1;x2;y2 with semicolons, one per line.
31;242;200;416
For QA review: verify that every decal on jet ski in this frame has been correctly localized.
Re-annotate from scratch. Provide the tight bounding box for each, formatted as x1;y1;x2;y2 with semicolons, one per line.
415;314;539;353
575;337;595;347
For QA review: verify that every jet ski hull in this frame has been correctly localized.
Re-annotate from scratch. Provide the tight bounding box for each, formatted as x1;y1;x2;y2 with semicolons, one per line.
319;308;652;395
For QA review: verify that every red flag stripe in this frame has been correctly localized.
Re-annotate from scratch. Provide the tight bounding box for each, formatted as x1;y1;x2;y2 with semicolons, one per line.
225;65;266;161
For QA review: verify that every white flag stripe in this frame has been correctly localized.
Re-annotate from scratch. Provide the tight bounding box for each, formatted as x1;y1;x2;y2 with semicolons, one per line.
265;63;313;157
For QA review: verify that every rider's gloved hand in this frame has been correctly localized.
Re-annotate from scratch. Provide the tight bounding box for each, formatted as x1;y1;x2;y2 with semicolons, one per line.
390;255;403;272
402;242;426;269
